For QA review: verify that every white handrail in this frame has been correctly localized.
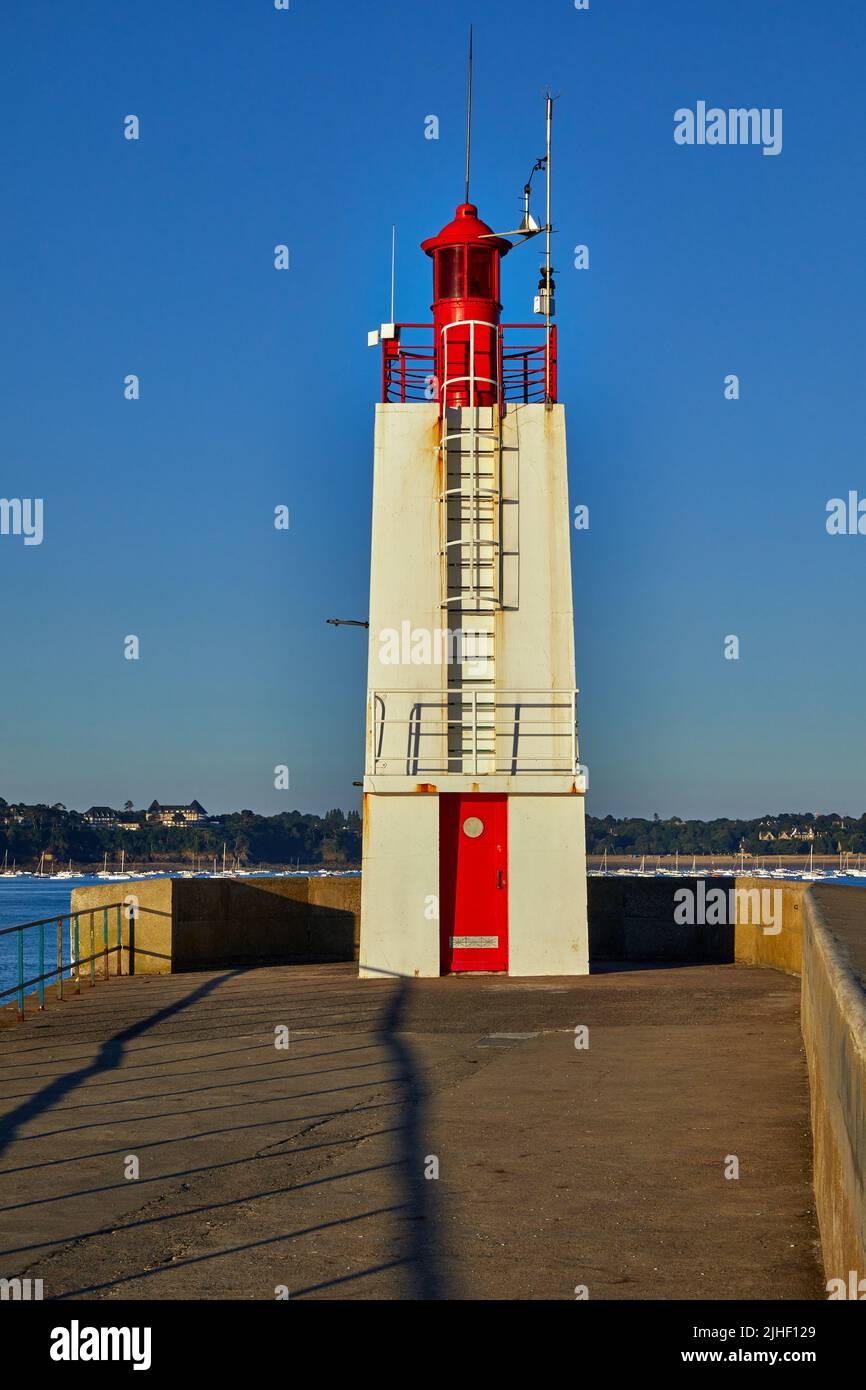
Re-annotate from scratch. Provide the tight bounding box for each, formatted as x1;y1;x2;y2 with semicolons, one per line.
367;689;580;777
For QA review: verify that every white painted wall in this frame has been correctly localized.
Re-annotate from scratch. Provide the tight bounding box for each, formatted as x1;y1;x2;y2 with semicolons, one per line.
498;405;576;693
365;403;441;701
360;399;589;977
506;795;589;976
359;793;440;978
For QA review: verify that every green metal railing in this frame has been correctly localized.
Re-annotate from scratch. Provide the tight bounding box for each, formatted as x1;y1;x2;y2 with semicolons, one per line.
0;903;125;1022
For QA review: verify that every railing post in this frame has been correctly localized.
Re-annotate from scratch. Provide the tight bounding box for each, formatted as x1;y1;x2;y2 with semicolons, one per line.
38;922;45;1009
440;323;447;414
545;318;551;404
497;325;504;417
472;690;478;776
73;914;80;995
116;904;122;977
89;911;95;986
103;907;109;980
469;321;475;408
56;918;63;1002
16;930;24;1022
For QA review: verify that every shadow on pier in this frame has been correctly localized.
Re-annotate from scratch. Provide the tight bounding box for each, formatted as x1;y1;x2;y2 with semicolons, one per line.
0;965;450;1300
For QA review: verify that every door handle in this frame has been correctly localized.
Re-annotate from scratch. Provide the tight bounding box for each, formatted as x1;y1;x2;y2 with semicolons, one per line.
497;870;506;889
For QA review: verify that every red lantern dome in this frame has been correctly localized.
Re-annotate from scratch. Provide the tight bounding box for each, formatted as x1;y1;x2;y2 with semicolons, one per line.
421;204;511;408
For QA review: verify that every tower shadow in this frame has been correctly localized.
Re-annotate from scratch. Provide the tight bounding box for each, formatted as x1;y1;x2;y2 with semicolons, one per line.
380;980;449;1300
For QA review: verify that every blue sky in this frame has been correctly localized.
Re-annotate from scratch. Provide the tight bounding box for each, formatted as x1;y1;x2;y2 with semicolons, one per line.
1;0;864;819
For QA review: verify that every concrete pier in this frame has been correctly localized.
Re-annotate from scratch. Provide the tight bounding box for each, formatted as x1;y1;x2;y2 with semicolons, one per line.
0;959;822;1300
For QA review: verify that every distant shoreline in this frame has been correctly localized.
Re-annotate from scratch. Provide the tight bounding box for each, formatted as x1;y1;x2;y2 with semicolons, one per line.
2;854;854;875
1;862;359;878
587;854;851;869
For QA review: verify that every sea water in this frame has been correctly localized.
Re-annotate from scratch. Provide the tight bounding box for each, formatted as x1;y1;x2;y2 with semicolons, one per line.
0;876;119;1003
0;871;357;1001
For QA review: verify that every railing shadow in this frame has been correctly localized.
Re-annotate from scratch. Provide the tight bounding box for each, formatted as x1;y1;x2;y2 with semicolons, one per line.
0;971;240;1164
0;966;451;1300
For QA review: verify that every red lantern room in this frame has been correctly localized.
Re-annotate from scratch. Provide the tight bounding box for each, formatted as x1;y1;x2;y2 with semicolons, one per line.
421;203;511;409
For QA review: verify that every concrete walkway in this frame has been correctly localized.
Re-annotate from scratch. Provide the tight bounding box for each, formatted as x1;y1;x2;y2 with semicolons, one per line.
0;962;823;1300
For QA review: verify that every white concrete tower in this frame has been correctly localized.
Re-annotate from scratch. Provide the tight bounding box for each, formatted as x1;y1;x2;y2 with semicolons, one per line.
360;128;588;978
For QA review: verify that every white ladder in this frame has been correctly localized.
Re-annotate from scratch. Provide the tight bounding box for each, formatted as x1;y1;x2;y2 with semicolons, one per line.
439;403;502;773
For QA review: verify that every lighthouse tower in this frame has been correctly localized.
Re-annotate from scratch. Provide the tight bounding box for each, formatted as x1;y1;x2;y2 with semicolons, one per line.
359;139;588;978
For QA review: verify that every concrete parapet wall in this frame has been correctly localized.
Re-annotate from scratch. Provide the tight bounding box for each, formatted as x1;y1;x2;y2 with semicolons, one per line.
587;875;805;968
801;887;866;1286
71;877;361;974
70;879;174;976
71;873;805;974
588;876;732;961
732;877;806;974
172;876;359;969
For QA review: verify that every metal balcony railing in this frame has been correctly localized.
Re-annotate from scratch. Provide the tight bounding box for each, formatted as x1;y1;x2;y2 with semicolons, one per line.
0;903;125;1022
382;323;557;406
367;689;579;777
0;901;177;1023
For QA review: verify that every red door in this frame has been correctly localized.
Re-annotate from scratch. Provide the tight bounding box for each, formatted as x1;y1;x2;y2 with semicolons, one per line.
439;793;508;973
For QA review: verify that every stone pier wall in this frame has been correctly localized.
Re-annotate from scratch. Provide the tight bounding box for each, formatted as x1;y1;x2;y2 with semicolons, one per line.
70;876;360;974
801;887;866;1287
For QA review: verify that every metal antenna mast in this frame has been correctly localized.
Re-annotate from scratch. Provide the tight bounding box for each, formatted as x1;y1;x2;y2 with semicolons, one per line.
390;223;396;323
465;25;473;202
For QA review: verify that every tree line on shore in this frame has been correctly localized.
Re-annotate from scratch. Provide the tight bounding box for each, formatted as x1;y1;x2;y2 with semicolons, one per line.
0;802;362;869
2;801;862;870
586;812;865;856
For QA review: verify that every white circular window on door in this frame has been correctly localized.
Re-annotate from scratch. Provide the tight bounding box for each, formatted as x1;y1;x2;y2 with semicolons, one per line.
462;816;484;838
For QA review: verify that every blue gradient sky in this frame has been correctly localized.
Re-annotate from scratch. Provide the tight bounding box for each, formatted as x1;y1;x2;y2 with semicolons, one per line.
1;0;864;819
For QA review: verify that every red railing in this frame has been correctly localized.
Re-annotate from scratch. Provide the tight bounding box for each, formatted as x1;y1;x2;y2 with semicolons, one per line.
382;323;557;406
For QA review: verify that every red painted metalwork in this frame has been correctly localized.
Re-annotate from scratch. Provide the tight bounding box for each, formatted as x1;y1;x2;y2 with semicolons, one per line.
382;323;556;406
500;324;557;404
439;793;508;974
421;204;511;409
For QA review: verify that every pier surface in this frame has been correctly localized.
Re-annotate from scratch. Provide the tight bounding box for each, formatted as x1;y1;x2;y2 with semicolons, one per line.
0;962;822;1300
